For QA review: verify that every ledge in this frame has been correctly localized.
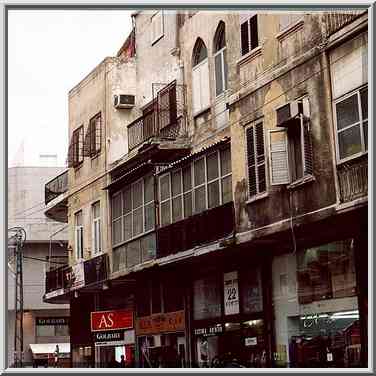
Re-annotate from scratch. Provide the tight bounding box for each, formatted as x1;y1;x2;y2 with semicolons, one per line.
286;174;315;190
246;191;269;205
276;19;304;41
236;46;262;67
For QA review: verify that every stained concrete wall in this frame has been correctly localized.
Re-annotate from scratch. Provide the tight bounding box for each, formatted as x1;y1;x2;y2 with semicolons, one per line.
228;13;338;234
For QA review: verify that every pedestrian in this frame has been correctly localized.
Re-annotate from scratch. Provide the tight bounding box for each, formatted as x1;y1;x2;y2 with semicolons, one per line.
53;345;59;368
120;354;126;367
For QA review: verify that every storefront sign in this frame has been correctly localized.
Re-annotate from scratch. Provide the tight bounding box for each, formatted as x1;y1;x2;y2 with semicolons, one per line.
65;261;85;290
194;324;223;337
223;271;239;315
136;310;185;335
93;330;124;342
36;317;69;326
91;310;133;332
245;337;257;346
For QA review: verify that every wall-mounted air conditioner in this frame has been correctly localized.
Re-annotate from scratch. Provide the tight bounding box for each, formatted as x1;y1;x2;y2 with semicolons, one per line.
113;94;135;109
276;98;309;127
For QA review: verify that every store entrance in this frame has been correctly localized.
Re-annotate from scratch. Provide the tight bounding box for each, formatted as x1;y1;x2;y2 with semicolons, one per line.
96;344;134;368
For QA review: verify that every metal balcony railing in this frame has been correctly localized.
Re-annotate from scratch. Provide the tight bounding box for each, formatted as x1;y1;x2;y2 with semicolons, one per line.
45;170;68;205
338;156;368;203
45;263;70;293
127;81;187;151
323;11;366;37
157;202;235;258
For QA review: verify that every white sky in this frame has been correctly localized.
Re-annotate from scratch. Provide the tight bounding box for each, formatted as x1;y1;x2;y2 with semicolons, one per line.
8;10;132;167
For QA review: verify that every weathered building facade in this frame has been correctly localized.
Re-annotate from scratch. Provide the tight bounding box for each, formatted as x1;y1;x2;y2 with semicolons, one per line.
43;9;368;368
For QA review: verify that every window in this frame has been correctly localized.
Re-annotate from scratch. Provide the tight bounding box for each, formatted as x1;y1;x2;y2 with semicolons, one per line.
279;13;302;31
214;22;228;96
334;86;368;162
192;38;210;115
246;122;266;198
158;147;232;226
240;14;258;56
84;113;101;157
151;11;164;44
36;324;69;337
68;126;84;168
92;201;101;255
269;97;313;185
111;175;155;247
75;210;83;259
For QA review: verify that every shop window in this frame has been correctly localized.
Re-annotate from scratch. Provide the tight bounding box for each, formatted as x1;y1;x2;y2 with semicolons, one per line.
246;122;266;198
36;324;69;337
272;240;361;368
241;267;263;314
193;275;221;320
240;14;258;56
75;210;83;260
269;97;313;185
214;22;228;96
334;86;368;162
92;201;101;255
158;147;232;226
192;38;210;115
151;11;164;45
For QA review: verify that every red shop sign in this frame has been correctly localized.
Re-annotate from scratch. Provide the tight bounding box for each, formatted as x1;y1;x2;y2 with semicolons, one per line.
91;310;133;332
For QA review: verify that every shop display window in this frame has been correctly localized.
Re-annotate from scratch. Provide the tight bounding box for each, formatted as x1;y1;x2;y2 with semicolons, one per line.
241;267;263;313
193;275;221;320
272;239;362;368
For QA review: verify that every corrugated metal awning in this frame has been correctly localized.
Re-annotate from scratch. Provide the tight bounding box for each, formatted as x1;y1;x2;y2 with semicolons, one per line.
29;343;70;354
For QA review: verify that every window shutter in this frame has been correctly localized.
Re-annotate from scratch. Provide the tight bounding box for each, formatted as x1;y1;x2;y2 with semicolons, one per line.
269;129;290;185
169;83;177;126
192;66;201;114
241;21;250;56
250;15;259;50
200;60;210;110
246;127;257;196
83;126;92;157
95;115;101;153
67;138;74;167
255;123;266;193
302;118;313;176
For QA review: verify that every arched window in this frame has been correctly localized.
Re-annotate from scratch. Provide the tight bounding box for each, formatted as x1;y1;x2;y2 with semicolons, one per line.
192;38;208;67
192;38;210;115
214;22;228;96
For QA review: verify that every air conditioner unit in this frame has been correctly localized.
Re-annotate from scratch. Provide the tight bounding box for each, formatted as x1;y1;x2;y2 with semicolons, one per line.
113;94;135;109
276;99;308;127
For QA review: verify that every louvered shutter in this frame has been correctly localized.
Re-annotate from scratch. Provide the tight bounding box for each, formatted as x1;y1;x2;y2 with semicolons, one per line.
169;83;177;126
95;115;102;153
78;127;84;163
67;138;74;167
200;60;210;110
240;21;250;56
83;126;92;157
246;127;257;196
192;66;202;114
255;123;266;193
269;129;290;185
302;118;313;176
250;15;259;50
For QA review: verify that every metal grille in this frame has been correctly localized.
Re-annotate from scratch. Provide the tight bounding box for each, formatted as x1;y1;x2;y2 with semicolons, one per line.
45;170;68;205
323;11;365;37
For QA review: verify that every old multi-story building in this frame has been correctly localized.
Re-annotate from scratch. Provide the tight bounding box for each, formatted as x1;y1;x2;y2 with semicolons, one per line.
43;9;369;368
8;165;69;367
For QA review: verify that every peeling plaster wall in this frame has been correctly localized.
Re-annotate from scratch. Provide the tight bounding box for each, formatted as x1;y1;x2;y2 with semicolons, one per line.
229;13;337;234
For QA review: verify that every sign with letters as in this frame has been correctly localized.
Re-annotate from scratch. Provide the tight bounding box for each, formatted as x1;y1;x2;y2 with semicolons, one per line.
223;271;240;315
91;310;133;332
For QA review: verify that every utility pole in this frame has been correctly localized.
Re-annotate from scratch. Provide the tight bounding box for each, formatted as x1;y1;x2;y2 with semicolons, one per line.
8;227;26;368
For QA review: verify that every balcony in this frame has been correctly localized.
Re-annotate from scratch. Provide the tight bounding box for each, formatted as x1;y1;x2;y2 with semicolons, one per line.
323;10;366;37
44;170;68;223
337;156;368;204
126;81;190;164
157;202;235;259
44;254;109;303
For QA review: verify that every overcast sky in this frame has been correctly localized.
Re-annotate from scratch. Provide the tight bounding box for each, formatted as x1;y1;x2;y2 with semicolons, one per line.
8;10;132;167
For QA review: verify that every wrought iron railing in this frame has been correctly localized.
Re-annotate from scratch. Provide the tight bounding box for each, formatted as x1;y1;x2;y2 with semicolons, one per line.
157;202;235;258
338;156;368;203
45;170;68;205
127;82;187;151
323;10;366;37
45;263;70;293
